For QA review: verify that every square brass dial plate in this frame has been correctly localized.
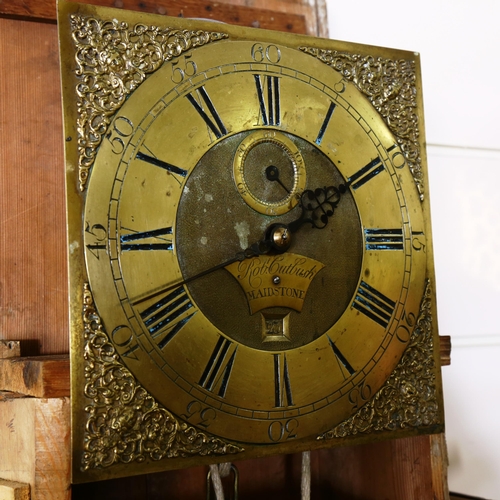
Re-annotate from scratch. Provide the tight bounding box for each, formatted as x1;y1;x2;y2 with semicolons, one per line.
58;0;444;483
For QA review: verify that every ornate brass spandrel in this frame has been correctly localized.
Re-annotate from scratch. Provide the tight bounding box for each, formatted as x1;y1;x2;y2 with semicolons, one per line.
81;283;243;471
300;47;424;201
318;279;440;440
70;14;228;191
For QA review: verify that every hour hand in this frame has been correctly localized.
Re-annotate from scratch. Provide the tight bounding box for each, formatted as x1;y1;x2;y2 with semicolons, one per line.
288;184;346;233
263;184;346;254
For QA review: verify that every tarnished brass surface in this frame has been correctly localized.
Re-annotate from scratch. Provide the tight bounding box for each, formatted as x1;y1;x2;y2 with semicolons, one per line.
59;0;444;482
233;130;307;215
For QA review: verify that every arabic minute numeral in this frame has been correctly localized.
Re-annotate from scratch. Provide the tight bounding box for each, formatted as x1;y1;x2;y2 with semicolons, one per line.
85;222;107;259
395;309;417;344
250;43;281;63
111;325;141;361
268;418;298;442
181;401;216;428
348;380;372;411
171;54;197;84
106;115;134;155
412;231;426;252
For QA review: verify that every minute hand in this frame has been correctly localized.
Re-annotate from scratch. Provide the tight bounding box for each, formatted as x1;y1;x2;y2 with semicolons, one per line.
131;239;272;307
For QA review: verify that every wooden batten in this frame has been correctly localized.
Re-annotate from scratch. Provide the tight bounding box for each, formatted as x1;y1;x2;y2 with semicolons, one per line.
0;478;30;500
0;355;70;398
0;0;310;36
0;341;21;359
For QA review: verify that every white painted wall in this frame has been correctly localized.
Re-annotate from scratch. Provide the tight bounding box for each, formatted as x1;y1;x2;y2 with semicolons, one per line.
325;2;500;498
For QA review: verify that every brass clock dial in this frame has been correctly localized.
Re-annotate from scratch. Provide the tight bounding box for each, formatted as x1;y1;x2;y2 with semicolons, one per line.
83;39;425;444
60;1;444;481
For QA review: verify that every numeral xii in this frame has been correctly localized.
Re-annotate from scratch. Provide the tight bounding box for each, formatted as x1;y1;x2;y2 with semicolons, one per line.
254;74;280;126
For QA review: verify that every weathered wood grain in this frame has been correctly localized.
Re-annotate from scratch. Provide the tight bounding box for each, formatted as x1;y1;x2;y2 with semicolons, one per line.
0;341;21;359
0;392;71;500
0;0;308;35
0;478;30;500
0;355;70;397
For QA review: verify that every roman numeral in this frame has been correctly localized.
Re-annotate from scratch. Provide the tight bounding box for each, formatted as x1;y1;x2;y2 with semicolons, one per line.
315;101;336;145
274;353;294;407
136;151;188;179
364;228;404;251
347;157;385;190
186;86;227;139
120;226;173;251
199;336;237;398
254;74;281;126
139;286;195;349
327;336;355;379
352;281;396;328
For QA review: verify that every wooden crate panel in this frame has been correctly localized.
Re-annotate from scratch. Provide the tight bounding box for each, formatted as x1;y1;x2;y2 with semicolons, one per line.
0;0;308;35
0;19;67;355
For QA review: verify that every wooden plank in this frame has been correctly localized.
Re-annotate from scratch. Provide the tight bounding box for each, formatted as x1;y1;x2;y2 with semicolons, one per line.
0;479;30;500
0;393;36;489
0;393;71;500
73;437;448;499
213;0;329;38
0;341;21;359
0;0;308;35
0;18;68;356
440;335;452;366
34;398;71;500
0;355;70;397
430;434;450;500
311;435;439;499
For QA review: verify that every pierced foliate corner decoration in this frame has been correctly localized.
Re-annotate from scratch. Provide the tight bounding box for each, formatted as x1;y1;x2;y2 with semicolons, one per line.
300;47;425;200
82;284;244;471
71;14;228;190
320;280;440;440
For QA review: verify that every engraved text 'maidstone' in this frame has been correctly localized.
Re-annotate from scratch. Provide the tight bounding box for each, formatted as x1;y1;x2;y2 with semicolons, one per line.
225;253;325;314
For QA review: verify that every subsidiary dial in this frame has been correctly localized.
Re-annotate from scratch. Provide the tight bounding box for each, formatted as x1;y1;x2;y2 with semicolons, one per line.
233;130;307;215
